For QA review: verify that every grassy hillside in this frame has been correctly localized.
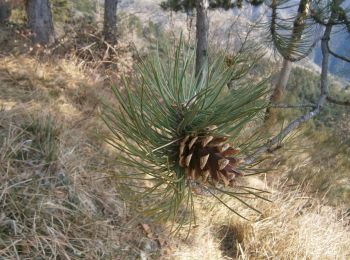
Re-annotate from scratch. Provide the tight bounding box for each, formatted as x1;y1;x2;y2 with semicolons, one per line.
1;9;350;260
274;67;350;207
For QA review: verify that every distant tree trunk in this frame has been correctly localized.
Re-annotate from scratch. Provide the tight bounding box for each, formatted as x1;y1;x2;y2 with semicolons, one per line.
265;0;311;127
265;59;293;125
0;1;11;24
25;0;55;45
195;0;209;78
246;20;333;165
103;0;118;45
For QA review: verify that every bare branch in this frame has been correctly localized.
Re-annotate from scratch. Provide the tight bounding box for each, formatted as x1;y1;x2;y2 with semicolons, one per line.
271;103;317;109
267;144;283;153
245;20;333;165
327;96;350;106
245;105;322;165
327;41;350;63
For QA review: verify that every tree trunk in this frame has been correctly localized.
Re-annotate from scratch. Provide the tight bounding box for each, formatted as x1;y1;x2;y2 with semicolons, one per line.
264;59;293;126
0;1;11;24
265;0;311;127
246;22;332;165
26;0;55;45
103;0;118;45
195;0;209;78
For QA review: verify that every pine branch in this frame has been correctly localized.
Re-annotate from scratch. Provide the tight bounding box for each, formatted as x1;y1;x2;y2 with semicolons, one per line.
245;19;333;165
327;41;350;63
269;0;317;62
103;39;269;225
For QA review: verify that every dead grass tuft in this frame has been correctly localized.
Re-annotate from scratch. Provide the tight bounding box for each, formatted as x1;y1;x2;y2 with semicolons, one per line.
0;52;146;259
0;106;137;259
241;185;350;259
216;224;245;259
166;180;350;259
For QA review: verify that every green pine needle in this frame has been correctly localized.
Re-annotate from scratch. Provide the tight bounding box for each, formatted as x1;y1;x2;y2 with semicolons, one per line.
103;38;270;231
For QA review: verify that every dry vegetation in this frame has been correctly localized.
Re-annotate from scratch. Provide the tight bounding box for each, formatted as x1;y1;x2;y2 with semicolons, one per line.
1;22;350;259
170;184;350;259
0;51;145;259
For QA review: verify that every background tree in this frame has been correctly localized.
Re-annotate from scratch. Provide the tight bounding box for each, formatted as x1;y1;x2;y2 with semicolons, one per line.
195;0;209;77
161;0;264;77
247;0;350;162
26;0;55;44
265;0;313;127
0;0;11;24
103;0;118;45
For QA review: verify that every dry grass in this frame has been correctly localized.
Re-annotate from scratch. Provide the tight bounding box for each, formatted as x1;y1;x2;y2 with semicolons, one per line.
264;124;350;209
0;52;146;259
166;181;350;259
241;185;349;259
0;29;349;259
0;110;144;259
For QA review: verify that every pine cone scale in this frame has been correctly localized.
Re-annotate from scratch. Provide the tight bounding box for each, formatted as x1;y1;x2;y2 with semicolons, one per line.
201;136;214;147
200;154;210;170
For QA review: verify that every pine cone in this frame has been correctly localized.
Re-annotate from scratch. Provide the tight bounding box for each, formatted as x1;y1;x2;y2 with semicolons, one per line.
178;131;243;187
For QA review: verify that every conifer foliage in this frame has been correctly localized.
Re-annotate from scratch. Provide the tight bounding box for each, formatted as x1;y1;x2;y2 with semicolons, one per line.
103;40;269;227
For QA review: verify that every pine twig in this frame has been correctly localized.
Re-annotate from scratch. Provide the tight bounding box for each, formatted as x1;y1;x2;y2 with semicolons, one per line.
245;20;333;165
271;103;317;109
327;43;350;63
326;28;350;63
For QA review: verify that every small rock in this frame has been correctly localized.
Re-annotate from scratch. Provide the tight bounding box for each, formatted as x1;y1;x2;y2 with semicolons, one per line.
140;237;159;253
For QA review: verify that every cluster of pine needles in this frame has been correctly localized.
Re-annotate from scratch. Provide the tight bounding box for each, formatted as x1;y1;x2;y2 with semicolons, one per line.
103;39;272;230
